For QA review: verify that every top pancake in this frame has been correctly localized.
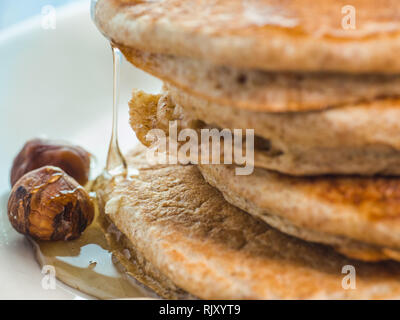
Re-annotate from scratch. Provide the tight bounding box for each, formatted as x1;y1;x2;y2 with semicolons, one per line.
94;0;400;73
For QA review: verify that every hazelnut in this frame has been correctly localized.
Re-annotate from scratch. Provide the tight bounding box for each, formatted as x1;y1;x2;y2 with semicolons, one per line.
10;138;91;187
8;166;94;241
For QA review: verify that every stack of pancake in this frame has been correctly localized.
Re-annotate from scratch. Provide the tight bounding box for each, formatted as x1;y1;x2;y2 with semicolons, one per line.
94;0;400;299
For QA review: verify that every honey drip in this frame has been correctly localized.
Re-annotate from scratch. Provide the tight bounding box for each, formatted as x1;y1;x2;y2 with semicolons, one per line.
28;43;147;298
105;45;127;177
30;198;146;299
26;31;146;300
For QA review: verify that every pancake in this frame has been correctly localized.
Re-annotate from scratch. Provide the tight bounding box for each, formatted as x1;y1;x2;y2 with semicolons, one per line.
120;46;400;112
129;89;400;176
94;0;400;73
198;163;400;262
94;146;400;299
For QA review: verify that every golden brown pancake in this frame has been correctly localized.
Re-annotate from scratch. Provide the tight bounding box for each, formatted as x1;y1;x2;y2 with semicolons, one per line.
94;0;400;73
120;46;400;112
128;89;400;176
198;163;400;262
94;146;400;299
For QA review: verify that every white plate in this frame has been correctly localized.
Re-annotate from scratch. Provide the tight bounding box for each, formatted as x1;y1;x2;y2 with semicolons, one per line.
0;1;161;299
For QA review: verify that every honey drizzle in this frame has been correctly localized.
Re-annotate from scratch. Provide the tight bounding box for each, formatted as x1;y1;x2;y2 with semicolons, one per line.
106;45;127;177
30;200;145;299
28;41;146;300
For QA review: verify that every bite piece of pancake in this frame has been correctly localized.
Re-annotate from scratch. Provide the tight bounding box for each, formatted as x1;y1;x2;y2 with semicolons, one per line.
198;164;400;262
129;89;400;176
94;146;400;299
94;0;400;73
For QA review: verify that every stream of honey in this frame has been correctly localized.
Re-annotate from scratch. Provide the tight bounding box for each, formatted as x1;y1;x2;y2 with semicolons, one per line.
28;42;147;299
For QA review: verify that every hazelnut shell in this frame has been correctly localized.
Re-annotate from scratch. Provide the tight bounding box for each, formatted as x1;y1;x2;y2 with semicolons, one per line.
8;166;94;241
10;138;91;187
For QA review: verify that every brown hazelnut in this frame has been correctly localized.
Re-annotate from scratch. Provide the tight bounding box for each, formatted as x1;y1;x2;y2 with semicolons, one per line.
8;166;95;241
10;138;91;187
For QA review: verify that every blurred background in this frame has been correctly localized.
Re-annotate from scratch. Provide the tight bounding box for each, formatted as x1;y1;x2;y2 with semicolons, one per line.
0;0;83;29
